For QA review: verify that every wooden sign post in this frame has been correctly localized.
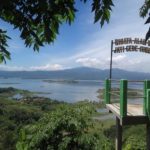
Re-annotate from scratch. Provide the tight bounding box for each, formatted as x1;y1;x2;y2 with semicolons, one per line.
109;38;150;79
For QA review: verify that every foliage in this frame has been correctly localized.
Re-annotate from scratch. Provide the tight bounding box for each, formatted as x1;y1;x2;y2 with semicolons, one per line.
140;0;150;41
0;97;42;150
0;0;115;62
140;0;150;18
82;0;114;26
0;88;64;150
123;135;145;150
16;104;112;150
0;29;11;63
123;125;146;150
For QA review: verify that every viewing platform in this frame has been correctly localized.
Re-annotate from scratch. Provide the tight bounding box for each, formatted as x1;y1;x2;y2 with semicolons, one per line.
104;79;150;150
106;103;149;125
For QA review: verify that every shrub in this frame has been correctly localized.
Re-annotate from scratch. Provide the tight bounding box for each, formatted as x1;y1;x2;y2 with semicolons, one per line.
16;104;112;150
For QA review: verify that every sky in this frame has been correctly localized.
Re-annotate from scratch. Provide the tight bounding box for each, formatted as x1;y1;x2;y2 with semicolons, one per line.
0;0;150;72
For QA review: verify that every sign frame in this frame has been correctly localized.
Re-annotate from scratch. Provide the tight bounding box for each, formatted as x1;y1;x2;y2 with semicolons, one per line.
109;38;150;79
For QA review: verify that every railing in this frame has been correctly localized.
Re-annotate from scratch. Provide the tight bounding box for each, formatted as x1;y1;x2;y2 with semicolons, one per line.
104;79;150;118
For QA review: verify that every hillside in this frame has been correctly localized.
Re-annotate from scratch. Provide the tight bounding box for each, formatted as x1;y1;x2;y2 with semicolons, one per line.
0;67;149;80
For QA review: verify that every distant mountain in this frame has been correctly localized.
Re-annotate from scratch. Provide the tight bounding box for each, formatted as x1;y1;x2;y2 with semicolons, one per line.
0;67;149;80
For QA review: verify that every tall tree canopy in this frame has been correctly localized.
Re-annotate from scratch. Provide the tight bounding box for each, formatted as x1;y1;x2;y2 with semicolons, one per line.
0;0;150;63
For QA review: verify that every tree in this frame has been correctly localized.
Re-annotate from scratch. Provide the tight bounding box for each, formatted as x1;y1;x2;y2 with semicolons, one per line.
140;0;150;41
0;0;149;63
16;104;113;150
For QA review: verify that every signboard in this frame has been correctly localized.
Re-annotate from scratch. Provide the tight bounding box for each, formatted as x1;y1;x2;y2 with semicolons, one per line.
109;37;150;79
113;38;150;54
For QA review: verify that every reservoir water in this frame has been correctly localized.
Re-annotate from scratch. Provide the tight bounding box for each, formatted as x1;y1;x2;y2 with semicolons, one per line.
0;78;144;103
0;78;104;102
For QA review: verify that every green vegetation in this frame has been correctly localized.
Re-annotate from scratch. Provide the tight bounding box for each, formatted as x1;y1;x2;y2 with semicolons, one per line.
0;87;33;98
0;87;63;149
123;125;146;150
16;104;113;150
0;82;20;85
43;79;78;84
0;87;147;149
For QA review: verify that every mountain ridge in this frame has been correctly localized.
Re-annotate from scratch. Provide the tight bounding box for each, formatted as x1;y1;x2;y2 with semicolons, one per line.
0;67;149;80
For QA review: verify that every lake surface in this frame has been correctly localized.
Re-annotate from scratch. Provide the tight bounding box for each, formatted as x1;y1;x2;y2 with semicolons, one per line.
0;78;104;102
0;78;144;103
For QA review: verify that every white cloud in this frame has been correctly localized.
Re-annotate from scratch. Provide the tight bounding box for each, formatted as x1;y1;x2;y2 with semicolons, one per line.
111;53;143;71
30;64;63;71
69;16;149;72
113;55;126;62
0;65;25;71
75;53;146;72
76;57;101;68
0;64;63;71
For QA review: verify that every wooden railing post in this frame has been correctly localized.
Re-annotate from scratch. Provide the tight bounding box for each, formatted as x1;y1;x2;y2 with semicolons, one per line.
146;89;150;149
116;117;122;150
147;89;150;118
144;80;147;115
104;79;111;104
144;80;150;115
120;80;128;117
